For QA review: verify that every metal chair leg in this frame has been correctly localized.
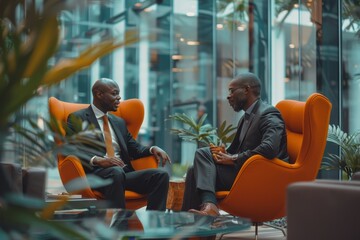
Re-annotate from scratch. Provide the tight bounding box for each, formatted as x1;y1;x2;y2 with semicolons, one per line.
255;222;258;240
263;222;287;236
217;222;260;240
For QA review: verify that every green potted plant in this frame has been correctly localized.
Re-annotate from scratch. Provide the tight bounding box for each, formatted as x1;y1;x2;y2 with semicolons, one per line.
321;124;360;180
167;112;237;194
168;112;237;147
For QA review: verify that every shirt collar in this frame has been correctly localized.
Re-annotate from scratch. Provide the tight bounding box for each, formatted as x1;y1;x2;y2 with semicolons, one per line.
91;104;107;119
245;99;259;116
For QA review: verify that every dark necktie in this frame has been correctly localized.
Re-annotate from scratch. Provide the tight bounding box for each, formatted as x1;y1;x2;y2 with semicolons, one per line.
102;115;115;157
239;113;250;141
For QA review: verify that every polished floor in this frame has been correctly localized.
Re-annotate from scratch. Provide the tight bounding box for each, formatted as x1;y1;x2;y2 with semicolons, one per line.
216;225;286;240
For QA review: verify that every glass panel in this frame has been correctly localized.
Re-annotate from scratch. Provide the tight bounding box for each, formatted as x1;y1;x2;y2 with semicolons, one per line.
216;0;271;129
271;0;317;103
166;0;216;170
341;1;360;179
342;1;360;134
11;0;360;186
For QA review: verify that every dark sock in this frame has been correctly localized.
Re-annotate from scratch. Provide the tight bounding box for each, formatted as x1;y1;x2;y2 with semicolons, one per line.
199;190;217;205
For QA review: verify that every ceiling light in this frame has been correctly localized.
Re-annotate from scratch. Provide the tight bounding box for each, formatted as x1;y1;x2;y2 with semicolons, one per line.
237;25;246;31
172;55;183;60
217;24;224;29
187;41;200;46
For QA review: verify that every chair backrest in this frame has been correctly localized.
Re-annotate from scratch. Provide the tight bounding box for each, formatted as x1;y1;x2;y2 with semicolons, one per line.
48;97;144;139
276;93;332;179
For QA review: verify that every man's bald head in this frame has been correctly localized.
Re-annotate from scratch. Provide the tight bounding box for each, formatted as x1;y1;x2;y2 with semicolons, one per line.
232;72;261;97
92;78;118;96
92;78;121;113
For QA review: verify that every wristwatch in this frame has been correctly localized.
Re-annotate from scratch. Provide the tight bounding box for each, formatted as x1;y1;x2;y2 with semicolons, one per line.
232;154;239;161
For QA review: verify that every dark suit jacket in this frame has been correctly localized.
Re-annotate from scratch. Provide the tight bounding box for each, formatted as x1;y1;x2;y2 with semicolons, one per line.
66;106;152;173
227;100;289;170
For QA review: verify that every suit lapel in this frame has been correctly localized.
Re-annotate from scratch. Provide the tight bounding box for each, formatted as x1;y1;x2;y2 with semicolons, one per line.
238;100;261;147
84;107;102;130
227;116;244;153
239;113;255;145
108;114;127;155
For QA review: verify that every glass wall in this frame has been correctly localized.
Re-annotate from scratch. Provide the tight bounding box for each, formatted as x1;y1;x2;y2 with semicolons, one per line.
18;0;360;183
342;0;360;135
271;0;318;103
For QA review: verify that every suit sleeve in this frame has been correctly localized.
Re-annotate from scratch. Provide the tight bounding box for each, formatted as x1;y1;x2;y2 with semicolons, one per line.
125;131;152;159
236;109;286;166
112;117;152;160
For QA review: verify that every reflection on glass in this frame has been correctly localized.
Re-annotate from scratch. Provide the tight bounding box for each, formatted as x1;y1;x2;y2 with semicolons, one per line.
50;208;250;238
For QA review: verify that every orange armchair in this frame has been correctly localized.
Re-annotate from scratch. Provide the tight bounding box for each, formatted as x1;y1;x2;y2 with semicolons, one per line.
48;97;157;210
216;93;332;226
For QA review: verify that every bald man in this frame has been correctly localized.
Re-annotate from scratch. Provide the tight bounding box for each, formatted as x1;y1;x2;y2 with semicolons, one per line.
182;72;289;216
66;78;171;210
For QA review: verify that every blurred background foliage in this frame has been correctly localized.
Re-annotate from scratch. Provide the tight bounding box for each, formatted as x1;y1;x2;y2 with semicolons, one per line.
0;0;137;238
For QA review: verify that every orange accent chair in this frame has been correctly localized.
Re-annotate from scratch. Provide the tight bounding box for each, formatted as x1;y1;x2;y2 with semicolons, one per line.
215;93;332;231
48;97;157;210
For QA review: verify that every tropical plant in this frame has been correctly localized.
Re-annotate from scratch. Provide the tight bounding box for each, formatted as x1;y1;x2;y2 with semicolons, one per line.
216;0;248;30
0;0;138;135
6;115;105;168
168;112;237;147
274;0;360;37
342;0;360;37
0;0;139;238
321;124;360;179
0;0;138;186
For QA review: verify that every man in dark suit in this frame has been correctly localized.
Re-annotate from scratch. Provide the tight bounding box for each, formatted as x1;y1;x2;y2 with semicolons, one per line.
67;78;171;210
181;72;289;216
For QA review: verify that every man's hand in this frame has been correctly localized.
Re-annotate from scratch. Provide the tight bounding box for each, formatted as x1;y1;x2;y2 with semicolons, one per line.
93;156;127;168
210;144;235;165
212;152;236;165
151;146;172;167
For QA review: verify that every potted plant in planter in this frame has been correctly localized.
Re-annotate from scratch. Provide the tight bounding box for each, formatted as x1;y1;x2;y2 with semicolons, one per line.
168;112;237;172
166;112;237;211
168;112;237;148
321;124;360;180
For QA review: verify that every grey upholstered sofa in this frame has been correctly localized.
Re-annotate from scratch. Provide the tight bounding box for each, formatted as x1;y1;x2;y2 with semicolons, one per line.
0;162;46;200
287;172;360;240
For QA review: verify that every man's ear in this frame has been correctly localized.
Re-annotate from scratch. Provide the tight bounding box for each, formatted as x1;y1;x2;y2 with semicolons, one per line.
94;90;102;98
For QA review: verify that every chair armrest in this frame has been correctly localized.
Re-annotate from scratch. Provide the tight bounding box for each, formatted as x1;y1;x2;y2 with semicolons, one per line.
228;154;295;198
131;156;157;170
315;179;360;186
287;181;360;240
352;171;360;181
219;154;297;221
58;155;100;198
58;155;87;185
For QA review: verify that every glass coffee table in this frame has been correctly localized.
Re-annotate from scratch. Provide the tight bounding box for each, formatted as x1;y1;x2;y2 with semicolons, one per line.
48;208;251;239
